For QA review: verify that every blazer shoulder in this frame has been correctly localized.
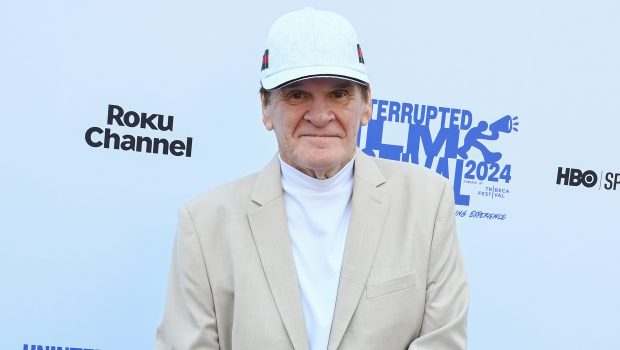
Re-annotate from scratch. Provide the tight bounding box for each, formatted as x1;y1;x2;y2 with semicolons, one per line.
367;156;455;225
370;156;449;190
183;171;259;219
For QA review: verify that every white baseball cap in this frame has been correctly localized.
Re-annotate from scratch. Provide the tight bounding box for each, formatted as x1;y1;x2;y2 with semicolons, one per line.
260;7;370;90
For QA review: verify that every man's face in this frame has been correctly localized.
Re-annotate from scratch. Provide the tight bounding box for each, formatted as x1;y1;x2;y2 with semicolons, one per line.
262;77;371;179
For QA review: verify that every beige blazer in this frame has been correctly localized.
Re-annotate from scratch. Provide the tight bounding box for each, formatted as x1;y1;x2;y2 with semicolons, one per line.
156;150;468;350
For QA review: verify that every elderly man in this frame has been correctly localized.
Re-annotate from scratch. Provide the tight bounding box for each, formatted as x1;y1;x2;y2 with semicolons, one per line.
156;7;468;350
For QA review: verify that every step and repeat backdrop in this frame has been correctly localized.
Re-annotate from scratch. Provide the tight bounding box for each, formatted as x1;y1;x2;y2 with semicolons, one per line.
2;1;618;349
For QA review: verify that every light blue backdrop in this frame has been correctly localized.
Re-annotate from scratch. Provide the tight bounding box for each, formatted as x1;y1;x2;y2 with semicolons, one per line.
1;0;618;349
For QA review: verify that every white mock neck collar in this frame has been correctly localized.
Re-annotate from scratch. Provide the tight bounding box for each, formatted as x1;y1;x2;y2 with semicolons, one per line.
279;156;355;193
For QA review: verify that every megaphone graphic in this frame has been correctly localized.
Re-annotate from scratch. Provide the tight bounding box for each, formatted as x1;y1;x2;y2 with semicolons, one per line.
489;115;519;134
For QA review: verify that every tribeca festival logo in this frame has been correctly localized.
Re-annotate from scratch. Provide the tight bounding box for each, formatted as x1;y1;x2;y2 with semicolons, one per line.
556;167;620;190
359;98;519;221
85;104;193;157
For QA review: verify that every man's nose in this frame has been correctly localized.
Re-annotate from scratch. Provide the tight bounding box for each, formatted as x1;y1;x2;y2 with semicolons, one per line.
304;97;334;127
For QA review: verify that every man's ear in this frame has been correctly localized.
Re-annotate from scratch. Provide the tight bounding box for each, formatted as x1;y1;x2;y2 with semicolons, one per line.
360;85;372;126
261;94;274;131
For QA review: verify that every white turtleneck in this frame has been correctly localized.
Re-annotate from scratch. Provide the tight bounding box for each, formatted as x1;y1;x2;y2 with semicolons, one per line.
279;157;355;350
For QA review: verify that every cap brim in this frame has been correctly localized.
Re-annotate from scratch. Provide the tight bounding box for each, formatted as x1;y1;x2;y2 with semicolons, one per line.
261;66;369;90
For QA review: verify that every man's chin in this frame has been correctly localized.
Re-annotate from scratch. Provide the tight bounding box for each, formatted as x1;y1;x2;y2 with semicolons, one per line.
295;152;352;174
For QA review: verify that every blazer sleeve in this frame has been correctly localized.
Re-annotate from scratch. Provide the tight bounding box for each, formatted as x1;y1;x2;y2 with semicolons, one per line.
156;204;220;350
409;181;469;350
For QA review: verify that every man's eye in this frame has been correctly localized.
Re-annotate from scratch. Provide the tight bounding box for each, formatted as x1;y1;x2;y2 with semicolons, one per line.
288;91;304;99
332;90;349;98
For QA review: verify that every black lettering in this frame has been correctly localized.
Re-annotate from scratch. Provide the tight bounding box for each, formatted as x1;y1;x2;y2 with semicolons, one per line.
107;104;124;126
104;128;120;149
121;135;135;151
85;127;103;147
581;170;597;188
153;138;169;154
185;137;193;157
124;111;140;127
140;113;159;130
556;167;570;185
605;172;613;190
604;172;620;190
170;140;185;156
159;115;174;131
135;136;153;153
569;168;582;186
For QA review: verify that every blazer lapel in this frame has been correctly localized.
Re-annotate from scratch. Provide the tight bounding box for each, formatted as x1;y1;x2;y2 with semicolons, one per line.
248;154;309;350
328;150;390;350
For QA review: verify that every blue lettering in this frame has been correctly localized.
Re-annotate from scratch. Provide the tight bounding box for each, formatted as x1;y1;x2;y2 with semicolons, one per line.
453;159;471;206
388;101;400;122
426;105;437;123
405;124;459;167
361;97;509;208
460;109;473;130
438;107;450;128
436;157;450;178
377;99;388;121
413;104;424;125
449;109;461;128
418;105;426;125
402;103;414;124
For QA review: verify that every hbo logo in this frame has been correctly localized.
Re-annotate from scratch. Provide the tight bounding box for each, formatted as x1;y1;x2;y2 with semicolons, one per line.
556;167;598;187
